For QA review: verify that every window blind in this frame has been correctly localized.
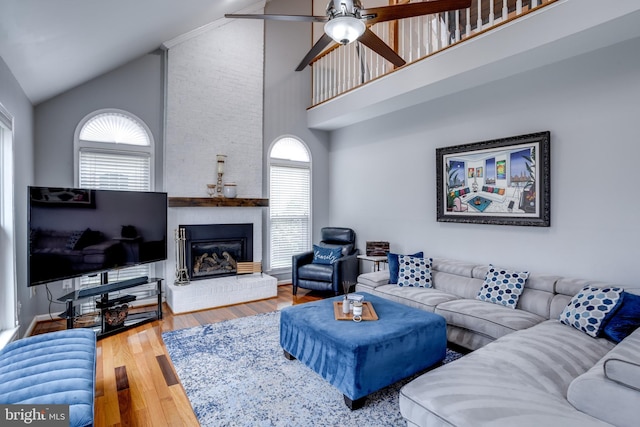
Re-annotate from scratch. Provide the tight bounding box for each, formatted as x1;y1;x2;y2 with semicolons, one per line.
77;148;154;310
270;165;311;270
78;149;150;191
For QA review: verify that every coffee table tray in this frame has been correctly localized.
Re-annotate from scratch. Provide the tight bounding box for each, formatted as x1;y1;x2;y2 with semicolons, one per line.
333;301;379;321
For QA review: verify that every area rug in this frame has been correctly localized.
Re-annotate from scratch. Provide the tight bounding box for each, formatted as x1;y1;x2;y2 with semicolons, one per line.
162;311;463;427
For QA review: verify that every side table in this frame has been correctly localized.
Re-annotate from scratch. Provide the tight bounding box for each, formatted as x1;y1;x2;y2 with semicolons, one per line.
357;255;387;272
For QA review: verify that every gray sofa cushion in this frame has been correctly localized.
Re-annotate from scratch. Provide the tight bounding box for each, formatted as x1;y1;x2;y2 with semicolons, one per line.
605;359;640;391
551;277;612;319
356;284;459;313
567;328;640;427
357;270;389;289
431;270;483;300
435;299;546;341
432;258;477;278
400;320;615;427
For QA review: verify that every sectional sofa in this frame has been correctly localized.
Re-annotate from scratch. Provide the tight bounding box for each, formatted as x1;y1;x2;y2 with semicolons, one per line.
356;257;640;427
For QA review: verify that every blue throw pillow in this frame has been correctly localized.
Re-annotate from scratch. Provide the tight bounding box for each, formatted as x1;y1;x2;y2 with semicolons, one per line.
477;264;529;309
397;255;433;288
312;245;342;265
387;251;423;284
559;285;623;337
602;292;640;343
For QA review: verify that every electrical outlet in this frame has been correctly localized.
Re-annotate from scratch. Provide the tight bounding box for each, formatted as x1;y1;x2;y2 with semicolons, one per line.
63;279;73;289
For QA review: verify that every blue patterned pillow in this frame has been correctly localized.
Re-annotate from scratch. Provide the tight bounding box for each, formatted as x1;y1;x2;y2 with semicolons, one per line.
397;255;433;288
312;245;342;265
601;291;640;343
387;251;423;284
560;285;623;337
477;265;529;309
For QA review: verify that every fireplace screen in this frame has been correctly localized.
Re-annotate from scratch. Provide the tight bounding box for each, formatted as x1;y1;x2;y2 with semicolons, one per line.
191;240;242;278
180;223;253;281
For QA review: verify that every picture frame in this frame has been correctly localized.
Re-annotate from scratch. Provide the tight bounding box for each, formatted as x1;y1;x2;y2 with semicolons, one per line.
436;131;550;227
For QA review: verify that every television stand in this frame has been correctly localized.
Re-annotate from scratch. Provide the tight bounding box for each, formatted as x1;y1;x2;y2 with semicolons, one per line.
58;277;163;339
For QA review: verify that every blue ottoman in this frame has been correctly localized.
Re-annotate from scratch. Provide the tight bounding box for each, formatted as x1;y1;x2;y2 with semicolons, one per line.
0;329;96;427
280;292;446;409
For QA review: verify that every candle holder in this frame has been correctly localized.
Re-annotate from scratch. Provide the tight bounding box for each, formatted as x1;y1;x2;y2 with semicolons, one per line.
215;154;227;197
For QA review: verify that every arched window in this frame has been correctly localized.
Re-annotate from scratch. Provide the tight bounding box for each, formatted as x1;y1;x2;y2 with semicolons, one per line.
268;137;311;272
74;109;154;191
73;109;155;292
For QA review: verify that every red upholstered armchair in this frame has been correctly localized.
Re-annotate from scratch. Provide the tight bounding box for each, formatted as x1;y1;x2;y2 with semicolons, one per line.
292;227;358;296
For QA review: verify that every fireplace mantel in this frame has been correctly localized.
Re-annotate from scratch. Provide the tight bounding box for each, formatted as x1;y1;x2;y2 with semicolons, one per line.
168;197;268;208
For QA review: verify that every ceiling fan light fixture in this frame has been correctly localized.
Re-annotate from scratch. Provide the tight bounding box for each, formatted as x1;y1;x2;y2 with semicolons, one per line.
324;16;365;45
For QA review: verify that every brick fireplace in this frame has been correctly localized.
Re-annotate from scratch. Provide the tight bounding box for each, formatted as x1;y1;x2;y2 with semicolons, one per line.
163;3;271;314
182;223;253;280
164;205;276;314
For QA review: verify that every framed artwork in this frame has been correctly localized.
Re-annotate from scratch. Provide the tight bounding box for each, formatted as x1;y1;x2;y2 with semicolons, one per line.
436;131;550;227
29;187;96;207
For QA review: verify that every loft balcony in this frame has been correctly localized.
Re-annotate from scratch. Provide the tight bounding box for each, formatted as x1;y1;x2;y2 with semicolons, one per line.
307;0;640;130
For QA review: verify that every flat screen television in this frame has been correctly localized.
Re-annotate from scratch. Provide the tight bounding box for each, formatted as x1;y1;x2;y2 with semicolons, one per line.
28;186;168;286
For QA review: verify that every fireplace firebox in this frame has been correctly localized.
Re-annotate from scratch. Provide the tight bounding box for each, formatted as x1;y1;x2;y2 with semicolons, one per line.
181;224;253;280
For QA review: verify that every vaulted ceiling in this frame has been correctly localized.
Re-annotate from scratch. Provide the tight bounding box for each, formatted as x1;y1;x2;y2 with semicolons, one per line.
0;0;264;105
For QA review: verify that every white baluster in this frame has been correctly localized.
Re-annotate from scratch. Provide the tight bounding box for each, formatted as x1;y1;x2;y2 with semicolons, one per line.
489;0;494;26
426;15;432;55
466;7;471;36
349;43;354;91
328;54;332;100
342;44;347;93
419;15;425;56
502;0;508;21
455;10;460;42
314;61;319;104
316;60;321;103
335;50;339;97
352;43;357;90
375;26;381;78
477;0;483;31
445;12;450;47
313;63;317;104
399;20;404;63
436;13;442;50
532;0;539;7
323;57;329;102
517;0;523;15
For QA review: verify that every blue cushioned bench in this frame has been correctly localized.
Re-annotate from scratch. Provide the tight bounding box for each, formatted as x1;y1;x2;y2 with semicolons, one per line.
280;292;446;409
0;329;96;427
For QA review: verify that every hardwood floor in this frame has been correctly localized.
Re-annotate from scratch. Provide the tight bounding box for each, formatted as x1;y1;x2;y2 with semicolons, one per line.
31;284;324;427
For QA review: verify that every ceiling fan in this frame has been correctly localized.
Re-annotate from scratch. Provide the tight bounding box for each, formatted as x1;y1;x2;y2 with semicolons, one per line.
226;0;472;71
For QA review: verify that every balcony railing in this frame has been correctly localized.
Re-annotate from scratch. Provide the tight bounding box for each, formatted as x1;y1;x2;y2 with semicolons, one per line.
310;0;556;106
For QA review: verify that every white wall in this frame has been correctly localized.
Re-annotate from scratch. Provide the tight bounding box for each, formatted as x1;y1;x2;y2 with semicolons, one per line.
165;11;266;281
263;0;331;277
28;53;164;323
34;53;164;188
0;56;36;336
166;18;264;198
329;36;640;287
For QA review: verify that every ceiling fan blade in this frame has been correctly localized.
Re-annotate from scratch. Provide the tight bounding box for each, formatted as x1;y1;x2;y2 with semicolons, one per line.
225;13;327;23
295;33;333;72
358;28;406;68
362;0;472;26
